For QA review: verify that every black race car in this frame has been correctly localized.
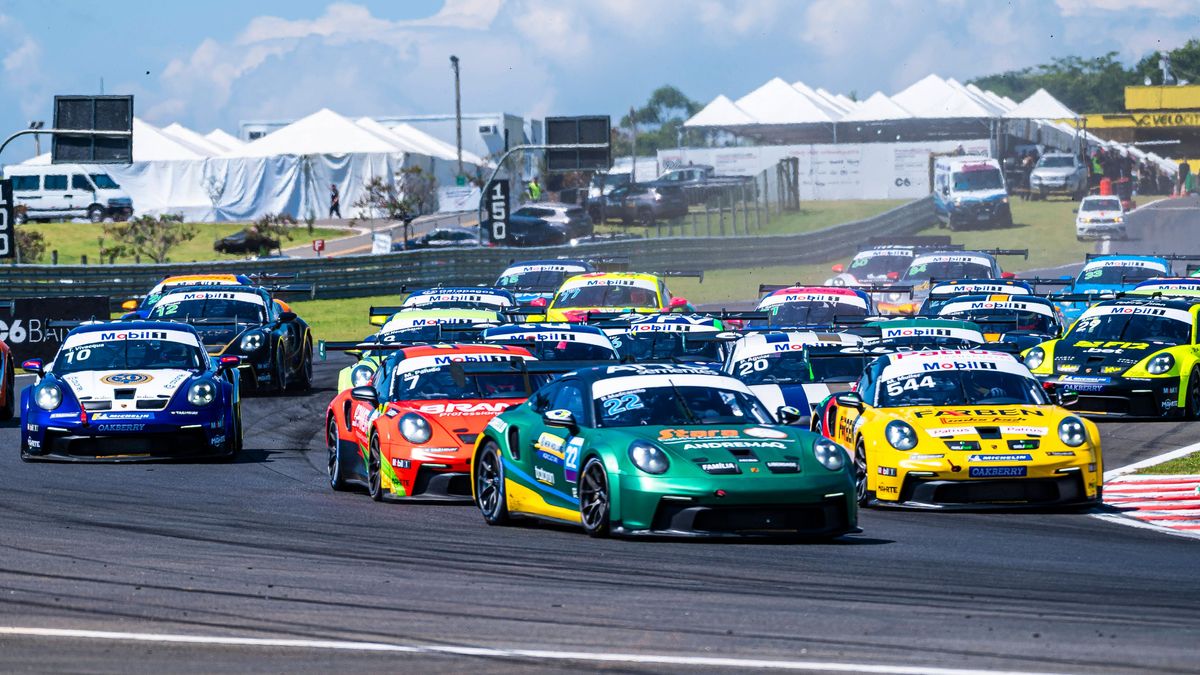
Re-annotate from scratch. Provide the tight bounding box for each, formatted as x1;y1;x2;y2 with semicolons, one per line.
145;285;313;392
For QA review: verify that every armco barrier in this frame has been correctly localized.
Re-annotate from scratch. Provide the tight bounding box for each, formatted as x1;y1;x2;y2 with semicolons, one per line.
0;197;934;308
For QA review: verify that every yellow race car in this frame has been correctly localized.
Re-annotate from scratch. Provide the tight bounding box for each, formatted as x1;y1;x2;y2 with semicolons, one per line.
542;271;698;323
812;349;1101;509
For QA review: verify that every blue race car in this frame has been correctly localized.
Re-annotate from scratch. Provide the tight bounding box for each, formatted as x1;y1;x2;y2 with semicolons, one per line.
1057;254;1173;324
20;321;242;461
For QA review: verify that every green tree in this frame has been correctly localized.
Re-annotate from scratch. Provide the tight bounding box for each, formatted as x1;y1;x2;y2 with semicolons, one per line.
101;214;197;263
15;227;46;263
969;52;1137;113
612;85;704;156
1133;39;1200;86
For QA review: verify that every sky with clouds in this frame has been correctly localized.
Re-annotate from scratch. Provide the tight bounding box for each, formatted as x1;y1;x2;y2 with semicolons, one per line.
0;0;1193;158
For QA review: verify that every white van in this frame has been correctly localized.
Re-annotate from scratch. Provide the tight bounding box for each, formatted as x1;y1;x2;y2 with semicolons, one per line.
932;156;1012;230
3;164;133;223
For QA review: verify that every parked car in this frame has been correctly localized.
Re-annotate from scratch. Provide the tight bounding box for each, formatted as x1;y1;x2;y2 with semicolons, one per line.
505;215;570;246
394;227;482;251
512;202;593;239
594;184;688;226
214;229;280;255
4;163;134;223
1030;153;1088;200
1074;195;1127;240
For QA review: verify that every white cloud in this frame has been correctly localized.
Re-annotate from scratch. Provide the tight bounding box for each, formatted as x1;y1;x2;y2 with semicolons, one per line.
0;14;47;117
1056;0;1193;17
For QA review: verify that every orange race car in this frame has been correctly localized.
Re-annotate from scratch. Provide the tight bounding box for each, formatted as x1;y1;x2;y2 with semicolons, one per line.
325;343;547;502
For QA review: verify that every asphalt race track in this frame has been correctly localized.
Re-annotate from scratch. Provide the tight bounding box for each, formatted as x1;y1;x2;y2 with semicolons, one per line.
1;201;1199;674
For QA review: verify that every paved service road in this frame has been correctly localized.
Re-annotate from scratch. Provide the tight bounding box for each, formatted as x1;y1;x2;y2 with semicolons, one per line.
0;200;1198;674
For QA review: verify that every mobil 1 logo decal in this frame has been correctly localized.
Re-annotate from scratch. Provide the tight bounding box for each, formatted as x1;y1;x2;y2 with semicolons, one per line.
485;179;509;245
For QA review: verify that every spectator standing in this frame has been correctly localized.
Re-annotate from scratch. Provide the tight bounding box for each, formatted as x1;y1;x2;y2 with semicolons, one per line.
329;183;342;218
526;177;542;202
1178;161;1191;196
1020;151;1035;200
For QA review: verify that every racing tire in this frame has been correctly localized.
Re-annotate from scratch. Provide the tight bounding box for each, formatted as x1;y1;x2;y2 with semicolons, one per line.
579;457;611;537
854;440;875;507
368;434;384;502
270;344;288;392
1185;368;1200;420
290;339;313;392
327;415;350;491
87;205;105;223
219;406;242;461
0;365;13;421
475;441;510;525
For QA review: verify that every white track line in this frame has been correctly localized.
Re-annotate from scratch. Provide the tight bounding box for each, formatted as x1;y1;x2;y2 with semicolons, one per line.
0;627;1069;675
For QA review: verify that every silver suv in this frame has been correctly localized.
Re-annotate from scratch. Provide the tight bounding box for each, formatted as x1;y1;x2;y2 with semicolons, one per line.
1029;153;1087;201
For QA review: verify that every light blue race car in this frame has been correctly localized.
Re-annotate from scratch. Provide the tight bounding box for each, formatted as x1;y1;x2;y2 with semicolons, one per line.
1056;254;1175;324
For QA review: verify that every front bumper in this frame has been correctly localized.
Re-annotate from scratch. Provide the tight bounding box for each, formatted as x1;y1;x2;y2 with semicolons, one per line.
890;472;1098;510
948;200;1011;226
1042;374;1181;418
380;444;475;502
612;472;857;538
22;409;230;461
1075;221;1126;238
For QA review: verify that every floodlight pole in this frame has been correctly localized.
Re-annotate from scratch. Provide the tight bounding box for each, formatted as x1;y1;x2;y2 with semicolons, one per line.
450;55;463;179
475;142;610;244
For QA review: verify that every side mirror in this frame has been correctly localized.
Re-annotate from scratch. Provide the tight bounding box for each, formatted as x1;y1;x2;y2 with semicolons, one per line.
279;311;298;323
1057;390;1079;407
530;296;549;308
121;299;138;311
350;386;379;406
886;271;900;281
218;355;241;370
21;358;43;375
543;408;577;429
834;392;865;411
1001;272;1017;279
669;297;691;311
777;405;803;425
1058;275;1072;281
831;264;845;274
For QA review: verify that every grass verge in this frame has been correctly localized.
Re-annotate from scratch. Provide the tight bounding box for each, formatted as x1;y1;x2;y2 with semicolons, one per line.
22;222;350;264
1134;452;1200;475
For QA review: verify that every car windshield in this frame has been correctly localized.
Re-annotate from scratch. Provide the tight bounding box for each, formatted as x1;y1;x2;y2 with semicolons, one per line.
554;284;658;309
496;269;575;292
847;252;910;278
903;260;992;282
878;369;1048;407
89;174;120;189
391;365;540;401
938;308;1056;334
760;301;867;327
1077;263;1164;286
1069;313;1192;345
952;169;1004;191
609;333;724;363
594;383;772;428
1081;199;1121;212
732;351;868;385
1038;156;1074;168
54;338;206;375
148;297;266;323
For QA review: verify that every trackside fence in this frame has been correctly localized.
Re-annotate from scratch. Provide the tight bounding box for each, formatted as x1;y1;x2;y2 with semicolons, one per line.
1;197;935;309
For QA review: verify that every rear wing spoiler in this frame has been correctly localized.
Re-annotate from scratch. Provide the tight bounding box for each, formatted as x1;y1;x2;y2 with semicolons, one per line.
368;306;405;326
46;319;107;329
757;284;913;296
450;359;602;392
1010;277;1073;288
978;248;1029;259
1086;253;1200;262
659;270;704;282
863;235;958;250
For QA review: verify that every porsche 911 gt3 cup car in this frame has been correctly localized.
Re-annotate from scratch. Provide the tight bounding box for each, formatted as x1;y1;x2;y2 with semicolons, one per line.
825;237;955;287
543;272;698;323
877;249;1026;315
813;349;1101;509
147;285;313;392
481;323;619;362
1056;254;1175;323
120;273;255;319
932;294;1064;352
1025;295;1200;418
331;307;506;391
858;318;986;350
494;259;594;306
599;313;728;364
326;344;547;501
368;287;516;325
752;285;879;329
472;363;857;538
723;330;867;424
917;279;1034;316
20;321;242;461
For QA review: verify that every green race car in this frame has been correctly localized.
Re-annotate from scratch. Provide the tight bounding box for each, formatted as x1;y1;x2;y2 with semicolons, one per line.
471;363;858;538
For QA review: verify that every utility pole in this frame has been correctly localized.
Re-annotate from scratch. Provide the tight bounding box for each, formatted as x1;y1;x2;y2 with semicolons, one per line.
450;55;463;178
28;121;43;155
629;106;637;183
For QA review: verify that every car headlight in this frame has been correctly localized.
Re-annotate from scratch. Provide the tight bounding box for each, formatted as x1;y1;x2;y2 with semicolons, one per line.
1114;216;1124;223
1146;353;1174;375
240;331;265;352
1058;416;1087;447
188;380;217;406
399;413;432;444
1024;347;1044;370
628;440;669;475
34;382;62;410
885;420;918;450
351;364;375;387
813;438;846;471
